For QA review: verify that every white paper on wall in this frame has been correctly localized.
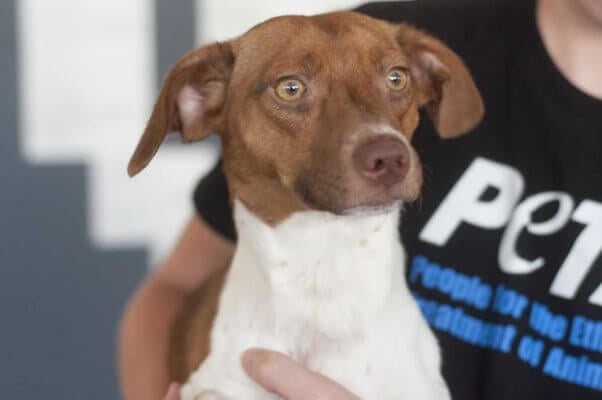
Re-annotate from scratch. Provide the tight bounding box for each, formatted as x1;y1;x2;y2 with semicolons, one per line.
196;0;365;43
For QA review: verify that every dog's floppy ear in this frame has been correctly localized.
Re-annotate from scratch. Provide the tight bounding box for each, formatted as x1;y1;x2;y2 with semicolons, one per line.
396;25;484;138
128;42;235;177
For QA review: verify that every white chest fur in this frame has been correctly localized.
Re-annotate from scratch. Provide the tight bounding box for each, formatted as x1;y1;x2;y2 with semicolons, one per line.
181;200;450;400
235;199;406;339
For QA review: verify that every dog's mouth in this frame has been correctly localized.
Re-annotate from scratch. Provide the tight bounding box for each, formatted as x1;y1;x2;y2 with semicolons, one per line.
294;176;418;216
340;199;403;217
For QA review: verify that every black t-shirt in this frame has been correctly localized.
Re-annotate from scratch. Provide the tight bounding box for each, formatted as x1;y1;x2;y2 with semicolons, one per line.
193;1;602;398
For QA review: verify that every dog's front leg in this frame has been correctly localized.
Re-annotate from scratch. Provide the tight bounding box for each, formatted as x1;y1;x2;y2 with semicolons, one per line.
179;350;282;400
180;365;279;400
183;390;229;400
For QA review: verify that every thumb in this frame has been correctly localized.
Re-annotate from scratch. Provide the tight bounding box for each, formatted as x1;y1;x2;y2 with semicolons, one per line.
242;348;359;400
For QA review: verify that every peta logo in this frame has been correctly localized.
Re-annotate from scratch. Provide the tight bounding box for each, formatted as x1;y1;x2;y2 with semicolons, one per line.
420;157;602;306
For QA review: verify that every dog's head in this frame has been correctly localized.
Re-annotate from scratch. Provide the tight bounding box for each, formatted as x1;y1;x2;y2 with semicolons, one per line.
128;12;483;224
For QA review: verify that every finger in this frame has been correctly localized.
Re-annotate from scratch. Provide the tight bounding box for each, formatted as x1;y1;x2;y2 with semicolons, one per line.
164;383;181;400
242;349;359;400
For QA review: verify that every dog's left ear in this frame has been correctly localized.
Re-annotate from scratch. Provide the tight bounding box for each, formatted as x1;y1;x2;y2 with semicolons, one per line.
128;41;235;177
396;24;484;138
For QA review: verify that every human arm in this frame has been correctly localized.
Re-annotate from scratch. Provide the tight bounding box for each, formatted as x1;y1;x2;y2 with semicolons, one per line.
118;214;234;400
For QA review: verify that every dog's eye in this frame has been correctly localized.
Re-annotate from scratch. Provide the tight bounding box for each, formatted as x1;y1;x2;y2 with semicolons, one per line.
386;68;408;91
275;79;306;101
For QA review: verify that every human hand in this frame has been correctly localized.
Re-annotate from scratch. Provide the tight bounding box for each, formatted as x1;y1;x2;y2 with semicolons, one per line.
163;383;180;400
242;349;360;400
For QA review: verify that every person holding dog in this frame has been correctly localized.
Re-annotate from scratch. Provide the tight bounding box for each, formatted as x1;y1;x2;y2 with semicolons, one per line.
119;0;602;399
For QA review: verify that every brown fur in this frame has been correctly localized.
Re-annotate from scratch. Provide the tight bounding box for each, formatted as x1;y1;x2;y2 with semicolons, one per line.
168;269;228;381
127;11;484;383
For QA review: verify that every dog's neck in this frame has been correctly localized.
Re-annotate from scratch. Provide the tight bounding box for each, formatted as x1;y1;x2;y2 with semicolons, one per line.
233;198;403;268
231;199;407;338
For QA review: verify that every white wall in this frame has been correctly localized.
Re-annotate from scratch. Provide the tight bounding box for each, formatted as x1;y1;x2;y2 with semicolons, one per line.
198;0;364;42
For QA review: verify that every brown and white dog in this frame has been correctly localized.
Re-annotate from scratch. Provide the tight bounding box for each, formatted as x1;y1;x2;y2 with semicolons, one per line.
128;11;483;400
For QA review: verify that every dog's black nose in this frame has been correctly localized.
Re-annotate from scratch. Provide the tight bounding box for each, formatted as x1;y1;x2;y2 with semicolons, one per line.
353;137;409;186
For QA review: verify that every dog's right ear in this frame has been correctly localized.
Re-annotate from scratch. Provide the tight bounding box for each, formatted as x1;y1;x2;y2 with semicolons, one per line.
128;42;235;177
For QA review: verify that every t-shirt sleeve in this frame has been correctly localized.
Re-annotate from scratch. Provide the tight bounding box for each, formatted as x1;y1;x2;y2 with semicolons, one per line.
193;159;236;241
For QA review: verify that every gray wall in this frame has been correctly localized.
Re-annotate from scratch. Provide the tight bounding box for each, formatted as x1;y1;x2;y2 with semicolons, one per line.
0;1;195;398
